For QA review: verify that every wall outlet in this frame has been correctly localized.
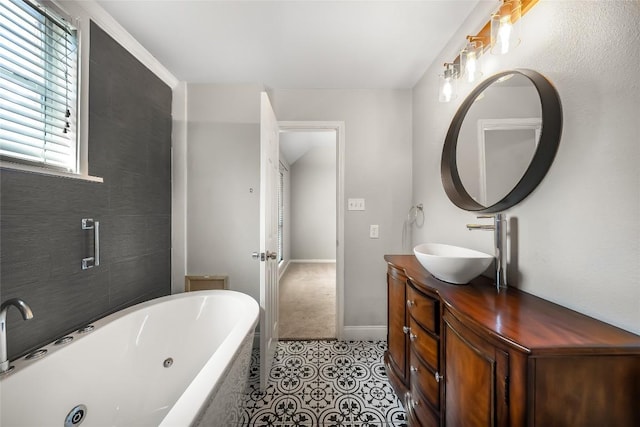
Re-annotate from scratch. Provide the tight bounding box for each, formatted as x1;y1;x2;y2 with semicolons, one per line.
370;224;379;239
348;198;365;211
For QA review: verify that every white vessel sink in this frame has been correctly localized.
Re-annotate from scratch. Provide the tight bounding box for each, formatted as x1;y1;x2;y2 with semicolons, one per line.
413;243;494;285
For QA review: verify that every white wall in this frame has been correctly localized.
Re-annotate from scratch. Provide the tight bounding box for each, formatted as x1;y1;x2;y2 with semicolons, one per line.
290;144;337;260
270;89;413;329
186;84;263;301
412;1;640;334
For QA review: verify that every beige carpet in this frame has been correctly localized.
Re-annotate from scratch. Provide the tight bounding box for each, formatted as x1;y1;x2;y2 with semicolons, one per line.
279;262;336;340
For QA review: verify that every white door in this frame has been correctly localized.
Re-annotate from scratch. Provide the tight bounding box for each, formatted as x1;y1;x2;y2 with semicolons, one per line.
258;92;279;390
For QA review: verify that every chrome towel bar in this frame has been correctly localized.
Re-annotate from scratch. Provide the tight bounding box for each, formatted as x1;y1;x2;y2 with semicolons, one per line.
81;218;99;270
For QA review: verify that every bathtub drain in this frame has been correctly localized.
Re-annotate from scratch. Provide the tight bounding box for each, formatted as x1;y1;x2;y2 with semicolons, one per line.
163;357;174;368
64;404;87;427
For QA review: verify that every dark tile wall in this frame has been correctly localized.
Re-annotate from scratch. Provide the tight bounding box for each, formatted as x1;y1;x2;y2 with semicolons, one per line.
0;22;172;360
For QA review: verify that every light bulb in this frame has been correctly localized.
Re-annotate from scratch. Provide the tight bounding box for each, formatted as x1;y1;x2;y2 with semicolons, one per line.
465;52;478;83
438;64;458;103
498;16;512;54
460;39;483;83
442;79;453;102
490;0;521;55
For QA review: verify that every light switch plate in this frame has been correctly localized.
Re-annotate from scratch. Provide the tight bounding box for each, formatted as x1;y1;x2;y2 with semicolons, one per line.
347;198;365;211
370;224;379;239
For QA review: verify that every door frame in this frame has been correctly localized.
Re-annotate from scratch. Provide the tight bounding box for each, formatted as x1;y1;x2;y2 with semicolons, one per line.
278;120;345;341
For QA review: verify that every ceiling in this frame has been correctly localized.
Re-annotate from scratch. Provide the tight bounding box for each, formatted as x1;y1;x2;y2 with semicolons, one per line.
280;130;336;165
95;0;484;89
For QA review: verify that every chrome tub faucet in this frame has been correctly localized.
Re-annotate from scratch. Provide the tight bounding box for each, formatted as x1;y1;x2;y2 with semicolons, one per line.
467;214;506;292
1;298;34;374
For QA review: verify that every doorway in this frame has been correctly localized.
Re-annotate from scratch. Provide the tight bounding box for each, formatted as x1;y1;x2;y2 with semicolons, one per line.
277;122;344;340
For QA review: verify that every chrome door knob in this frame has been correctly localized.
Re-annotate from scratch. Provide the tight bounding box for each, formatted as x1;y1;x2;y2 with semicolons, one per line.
266;251;277;260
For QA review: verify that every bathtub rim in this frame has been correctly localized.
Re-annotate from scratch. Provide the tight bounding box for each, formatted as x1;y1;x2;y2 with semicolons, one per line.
1;290;258;378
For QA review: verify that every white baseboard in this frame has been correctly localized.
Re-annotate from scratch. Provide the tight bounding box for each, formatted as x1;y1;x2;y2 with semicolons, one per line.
290;259;337;263
278;259;291;280
343;325;387;341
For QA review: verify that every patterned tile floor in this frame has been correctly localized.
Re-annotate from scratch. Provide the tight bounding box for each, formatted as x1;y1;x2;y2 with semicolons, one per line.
239;340;408;426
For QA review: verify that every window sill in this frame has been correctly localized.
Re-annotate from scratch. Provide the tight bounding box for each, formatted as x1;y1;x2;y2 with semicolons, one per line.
0;161;104;183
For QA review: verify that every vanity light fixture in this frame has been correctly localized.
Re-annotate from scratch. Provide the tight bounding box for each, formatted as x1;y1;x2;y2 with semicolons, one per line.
460;37;483;83
490;0;522;55
437;0;539;101
438;63;459;103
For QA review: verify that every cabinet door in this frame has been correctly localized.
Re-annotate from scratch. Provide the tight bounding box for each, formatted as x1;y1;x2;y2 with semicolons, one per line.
531;356;640;426
443;312;509;427
387;268;408;383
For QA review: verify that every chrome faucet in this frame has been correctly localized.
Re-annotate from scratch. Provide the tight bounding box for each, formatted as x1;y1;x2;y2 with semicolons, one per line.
1;298;34;374
467;214;506;292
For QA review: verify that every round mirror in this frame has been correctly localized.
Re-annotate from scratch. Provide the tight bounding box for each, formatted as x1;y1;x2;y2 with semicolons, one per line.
441;69;562;213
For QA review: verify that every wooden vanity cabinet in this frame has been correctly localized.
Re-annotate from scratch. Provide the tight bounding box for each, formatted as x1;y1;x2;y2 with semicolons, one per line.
385;255;640;427
385;265;409;396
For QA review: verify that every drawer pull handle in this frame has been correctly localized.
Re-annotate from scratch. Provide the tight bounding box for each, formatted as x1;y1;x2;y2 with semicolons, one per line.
409;332;417;341
435;372;444;383
410;365;419;373
406;299;415;308
402;326;410;334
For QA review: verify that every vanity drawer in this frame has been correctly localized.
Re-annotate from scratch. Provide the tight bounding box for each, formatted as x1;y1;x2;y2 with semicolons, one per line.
408;388;439;427
407;284;438;333
409;349;440;409
408;317;439;370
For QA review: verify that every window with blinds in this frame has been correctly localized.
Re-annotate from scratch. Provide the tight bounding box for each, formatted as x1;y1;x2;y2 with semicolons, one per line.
278;168;284;262
0;0;78;172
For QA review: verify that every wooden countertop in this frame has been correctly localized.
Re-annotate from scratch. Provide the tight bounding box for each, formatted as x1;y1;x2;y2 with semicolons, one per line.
385;255;640;355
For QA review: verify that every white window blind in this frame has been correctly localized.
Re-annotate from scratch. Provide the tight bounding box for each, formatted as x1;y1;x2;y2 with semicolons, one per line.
0;0;78;172
278;168;284;262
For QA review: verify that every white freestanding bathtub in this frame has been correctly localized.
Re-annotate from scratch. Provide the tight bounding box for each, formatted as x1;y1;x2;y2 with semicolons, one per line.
0;290;259;427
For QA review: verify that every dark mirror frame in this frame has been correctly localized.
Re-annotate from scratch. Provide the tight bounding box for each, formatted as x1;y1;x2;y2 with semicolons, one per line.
441;69;562;213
